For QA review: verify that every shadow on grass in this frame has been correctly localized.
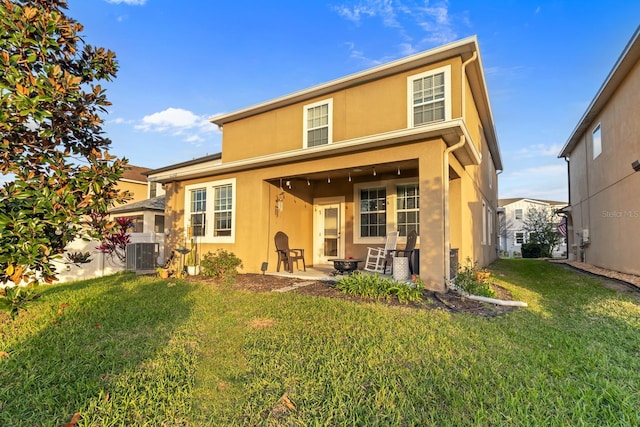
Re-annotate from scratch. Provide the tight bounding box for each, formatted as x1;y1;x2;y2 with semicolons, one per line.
0;272;196;425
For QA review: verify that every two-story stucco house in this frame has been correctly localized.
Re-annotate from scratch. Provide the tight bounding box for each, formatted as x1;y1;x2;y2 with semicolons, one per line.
558;26;640;276
147;36;502;292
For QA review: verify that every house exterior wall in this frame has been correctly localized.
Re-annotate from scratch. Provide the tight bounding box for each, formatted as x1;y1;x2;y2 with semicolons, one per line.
221;58;461;163
565;59;640;274
117;180;149;203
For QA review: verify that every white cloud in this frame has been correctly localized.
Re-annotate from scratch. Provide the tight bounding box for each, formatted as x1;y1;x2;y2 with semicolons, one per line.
334;0;459;65
499;163;568;201
105;0;147;5
515;143;563;158
134;107;219;145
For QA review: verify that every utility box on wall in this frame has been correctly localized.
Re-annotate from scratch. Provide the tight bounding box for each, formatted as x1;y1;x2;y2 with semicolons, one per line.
126;243;158;274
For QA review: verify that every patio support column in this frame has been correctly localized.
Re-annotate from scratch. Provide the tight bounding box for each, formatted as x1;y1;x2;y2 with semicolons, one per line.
418;141;447;292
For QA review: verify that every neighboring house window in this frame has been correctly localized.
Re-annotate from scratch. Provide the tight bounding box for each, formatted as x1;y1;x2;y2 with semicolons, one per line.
515;208;523;220
487;206;493;245
154;215;164;234
303;99;333;148
149;183;157;198
213;184;233;237
592;123;602;159
359;187;387;237
115;215;143;233
482;200;487;245
396;184;419;237
408;65;451;127
185;179;236;243
515;232;524;245
190;188;207;237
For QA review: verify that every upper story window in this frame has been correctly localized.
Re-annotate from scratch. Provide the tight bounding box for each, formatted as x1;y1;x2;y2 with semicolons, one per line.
303;99;333;148
408;65;451;127
515;208;523;220
185;179;236;243
592;123;602;159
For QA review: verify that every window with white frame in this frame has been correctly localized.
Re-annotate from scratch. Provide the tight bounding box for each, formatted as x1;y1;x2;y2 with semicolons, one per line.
354;179;420;243
515;232;524;245
303;99;332;148
185;179;236;243
487;206;493;245
397;184;419;237
515;208;523;220
359;187;387;238
213;184;233;237
592;123;602;159
189;188;207;237
408;65;451;127
482;200;487;245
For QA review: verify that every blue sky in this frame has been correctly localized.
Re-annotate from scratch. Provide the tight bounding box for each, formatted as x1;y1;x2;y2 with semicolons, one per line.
66;0;640;202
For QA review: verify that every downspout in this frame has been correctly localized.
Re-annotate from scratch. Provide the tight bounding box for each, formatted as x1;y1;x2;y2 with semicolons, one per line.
443;135;466;287
443;51;477;288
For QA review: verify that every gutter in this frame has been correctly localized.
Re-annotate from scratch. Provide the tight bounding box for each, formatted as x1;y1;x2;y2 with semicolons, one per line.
443;51;478;286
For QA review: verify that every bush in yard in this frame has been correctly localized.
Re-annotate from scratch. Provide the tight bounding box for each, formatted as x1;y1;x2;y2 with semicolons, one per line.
521;242;543;258
335;272;424;304
452;257;496;298
200;249;243;284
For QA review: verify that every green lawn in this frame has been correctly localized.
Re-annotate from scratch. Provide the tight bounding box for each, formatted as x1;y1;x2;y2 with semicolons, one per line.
1;259;639;426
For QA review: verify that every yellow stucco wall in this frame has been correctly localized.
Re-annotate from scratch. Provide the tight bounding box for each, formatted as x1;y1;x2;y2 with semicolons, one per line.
221;58;461;163
117;180;148;203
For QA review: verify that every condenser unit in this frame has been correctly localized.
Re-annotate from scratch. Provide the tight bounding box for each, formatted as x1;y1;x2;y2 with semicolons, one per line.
126;243;159;274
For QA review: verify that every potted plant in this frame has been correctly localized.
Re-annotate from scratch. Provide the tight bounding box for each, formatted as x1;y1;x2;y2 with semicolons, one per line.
186;239;199;275
156;267;170;279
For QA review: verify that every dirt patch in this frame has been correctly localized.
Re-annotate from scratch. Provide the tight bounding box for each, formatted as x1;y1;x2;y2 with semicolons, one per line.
190;274;519;317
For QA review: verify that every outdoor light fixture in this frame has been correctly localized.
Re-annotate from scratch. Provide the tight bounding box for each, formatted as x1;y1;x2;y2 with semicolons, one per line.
307;178;310;186
286;180;291;189
372;167;377;176
632;160;640;172
327;176;331;183
397;168;401;175
348;172;352;182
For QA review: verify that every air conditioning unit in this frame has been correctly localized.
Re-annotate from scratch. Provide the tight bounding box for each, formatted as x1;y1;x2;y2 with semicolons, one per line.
126;243;159;274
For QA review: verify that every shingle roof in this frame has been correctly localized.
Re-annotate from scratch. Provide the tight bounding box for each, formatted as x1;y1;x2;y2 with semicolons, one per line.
121;165;152;183
110;195;165;214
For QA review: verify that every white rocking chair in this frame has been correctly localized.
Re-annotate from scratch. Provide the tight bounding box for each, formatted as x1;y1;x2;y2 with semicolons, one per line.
364;231;399;274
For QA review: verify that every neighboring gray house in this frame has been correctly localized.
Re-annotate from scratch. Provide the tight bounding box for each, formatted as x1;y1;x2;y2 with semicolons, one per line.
497;198;567;258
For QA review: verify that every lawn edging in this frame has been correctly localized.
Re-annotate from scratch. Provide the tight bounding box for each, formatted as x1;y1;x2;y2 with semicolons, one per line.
447;281;528;307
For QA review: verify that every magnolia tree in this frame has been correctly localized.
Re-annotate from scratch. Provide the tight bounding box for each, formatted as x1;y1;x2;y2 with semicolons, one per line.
0;0;129;285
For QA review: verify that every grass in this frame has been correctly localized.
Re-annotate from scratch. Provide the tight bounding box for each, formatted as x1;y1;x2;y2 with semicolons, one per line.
1;260;639;426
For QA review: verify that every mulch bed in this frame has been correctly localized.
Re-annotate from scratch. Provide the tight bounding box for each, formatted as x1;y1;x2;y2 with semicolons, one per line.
189;274;519;317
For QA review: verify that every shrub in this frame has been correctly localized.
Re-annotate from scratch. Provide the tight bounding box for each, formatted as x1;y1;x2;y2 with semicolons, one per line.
200;250;243;284
521;243;542;258
452;257;496;298
335;272;423;304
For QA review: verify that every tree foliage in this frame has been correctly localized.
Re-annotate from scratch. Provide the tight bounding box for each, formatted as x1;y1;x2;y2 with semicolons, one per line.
0;0;128;285
522;207;562;258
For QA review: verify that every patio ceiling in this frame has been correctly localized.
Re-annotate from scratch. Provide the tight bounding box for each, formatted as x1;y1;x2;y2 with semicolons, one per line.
266;159;420;188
